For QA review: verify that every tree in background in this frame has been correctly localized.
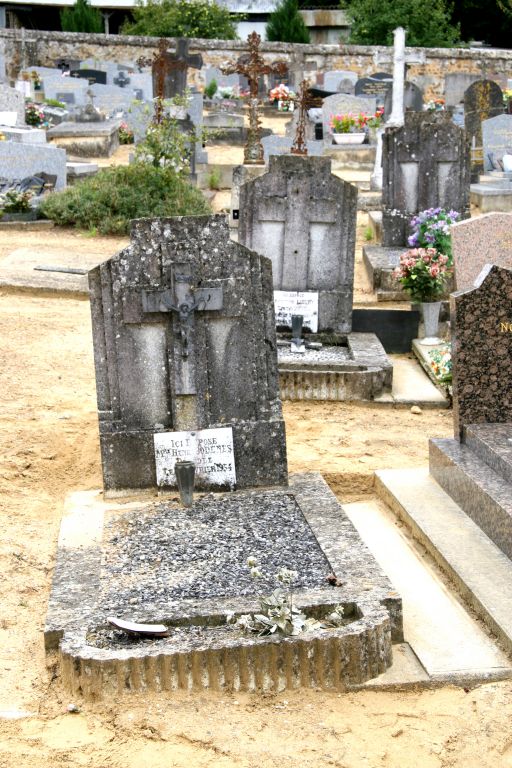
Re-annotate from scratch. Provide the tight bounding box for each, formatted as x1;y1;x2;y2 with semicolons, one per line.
122;0;239;39
61;0;103;33
266;0;310;44
452;0;512;48
341;0;460;47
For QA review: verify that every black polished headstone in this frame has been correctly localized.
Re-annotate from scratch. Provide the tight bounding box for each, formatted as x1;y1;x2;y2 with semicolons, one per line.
352;308;420;353
70;69;107;85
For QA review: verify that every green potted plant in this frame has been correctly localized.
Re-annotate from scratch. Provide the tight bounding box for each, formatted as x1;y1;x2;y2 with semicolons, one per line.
329;112;368;144
393;247;452;345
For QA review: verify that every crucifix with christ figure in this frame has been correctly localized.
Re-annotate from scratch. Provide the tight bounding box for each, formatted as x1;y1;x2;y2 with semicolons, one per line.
221;31;287;164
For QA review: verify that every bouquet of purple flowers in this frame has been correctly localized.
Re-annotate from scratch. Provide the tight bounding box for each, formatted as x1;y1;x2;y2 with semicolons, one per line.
407;208;459;264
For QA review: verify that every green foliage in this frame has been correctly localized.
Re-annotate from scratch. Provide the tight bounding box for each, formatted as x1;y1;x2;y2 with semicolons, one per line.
266;0;311;43
44;98;67;108
343;0;460;47
204;79;218;99
134;111;195;169
121;0;239;39
364;226;373;242
1;190;32;213
451;0;512;48
207;167;222;190
39;163;210;235
60;0;103;33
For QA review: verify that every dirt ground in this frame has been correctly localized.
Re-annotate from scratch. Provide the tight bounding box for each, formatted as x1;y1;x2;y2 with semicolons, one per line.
1;195;512;768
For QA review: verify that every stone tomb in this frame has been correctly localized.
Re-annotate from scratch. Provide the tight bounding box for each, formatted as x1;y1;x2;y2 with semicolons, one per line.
0;84;25;124
482;113;512;171
89;215;287;493
363;112;470;298
238;155;392;400
463;79;504;181
46;213;402;697
451;212;512;292
428;264;512;561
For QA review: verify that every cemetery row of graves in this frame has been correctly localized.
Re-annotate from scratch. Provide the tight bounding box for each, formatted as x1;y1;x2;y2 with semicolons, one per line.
1;29;512;698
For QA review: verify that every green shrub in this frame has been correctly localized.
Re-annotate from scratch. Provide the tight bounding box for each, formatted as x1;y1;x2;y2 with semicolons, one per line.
40;163;210;235
207;167;222;190
122;0;239;39
204;79;218;99
44;98;67;109
61;0;103;33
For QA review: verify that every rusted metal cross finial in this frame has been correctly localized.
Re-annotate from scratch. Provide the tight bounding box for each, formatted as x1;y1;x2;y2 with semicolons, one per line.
290;80;324;156
137;38;202;124
221;32;288;164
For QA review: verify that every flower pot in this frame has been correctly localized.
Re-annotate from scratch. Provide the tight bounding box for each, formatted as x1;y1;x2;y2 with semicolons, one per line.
332;132;365;145
420;301;442;345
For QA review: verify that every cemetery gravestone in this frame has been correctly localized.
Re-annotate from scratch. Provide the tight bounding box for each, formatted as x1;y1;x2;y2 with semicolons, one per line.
204;67;239;92
0;85;25;124
0;142;66;189
44;78;88;106
451;212;512;292
88;214;287;492
71;69;107;85
355;72;392;105
383;81;423;117
238;154;358;333
482;113;512;171
323;70;357;94
450;264;512;437
382;112;470;247
444;72;479;107
464;79;504;179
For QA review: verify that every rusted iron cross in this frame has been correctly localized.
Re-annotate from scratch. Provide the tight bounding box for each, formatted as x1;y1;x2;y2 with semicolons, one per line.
290;79;324;156
137;38;203;123
221;31;287;164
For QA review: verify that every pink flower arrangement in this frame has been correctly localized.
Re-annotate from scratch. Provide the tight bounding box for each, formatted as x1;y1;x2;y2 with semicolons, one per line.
393;247;452;303
330;112;369;133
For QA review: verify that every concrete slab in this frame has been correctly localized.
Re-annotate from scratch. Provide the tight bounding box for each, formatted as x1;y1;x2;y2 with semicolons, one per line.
375;467;512;657
0;246;106;296
344;497;512;682
360;643;430;689
374;354;449;408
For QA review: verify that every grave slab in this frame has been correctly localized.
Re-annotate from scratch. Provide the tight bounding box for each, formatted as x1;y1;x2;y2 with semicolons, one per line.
48;119;121;158
46;473;402;698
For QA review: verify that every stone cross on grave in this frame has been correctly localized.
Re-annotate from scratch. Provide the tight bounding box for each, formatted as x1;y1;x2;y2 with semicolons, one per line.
137;38;203;123
221;31;287;164
290;79;323;156
140;265;223;396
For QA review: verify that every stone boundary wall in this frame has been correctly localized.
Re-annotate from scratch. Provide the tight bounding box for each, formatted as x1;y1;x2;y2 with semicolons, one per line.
1;29;512;99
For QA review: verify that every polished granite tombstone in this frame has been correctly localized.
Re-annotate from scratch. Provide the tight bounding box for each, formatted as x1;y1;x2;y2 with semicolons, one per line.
429;264;512;560
451;212;512;291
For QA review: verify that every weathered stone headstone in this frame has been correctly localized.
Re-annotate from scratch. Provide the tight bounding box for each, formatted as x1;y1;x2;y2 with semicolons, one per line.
323;70;357;94
482;113;512;171
88;214;287;492
44;77;88;105
463;79;504;179
444;72;479;107
0;142;66;189
451;264;512;437
451;212;512;292
238;155;358;333
382;112;470;247
204;66;239;91
322;93;376;144
383;81;423;117
0;85;25;124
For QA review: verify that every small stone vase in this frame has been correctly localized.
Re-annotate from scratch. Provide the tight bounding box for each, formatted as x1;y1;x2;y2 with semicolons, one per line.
420;301;442;345
332;132;365;145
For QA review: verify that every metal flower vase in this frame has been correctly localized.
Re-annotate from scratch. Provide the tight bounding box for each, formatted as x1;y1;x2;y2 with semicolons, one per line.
420;301;442;346
175;460;196;508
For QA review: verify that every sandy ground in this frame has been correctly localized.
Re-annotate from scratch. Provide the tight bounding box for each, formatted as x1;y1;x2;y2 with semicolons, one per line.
1;157;512;767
